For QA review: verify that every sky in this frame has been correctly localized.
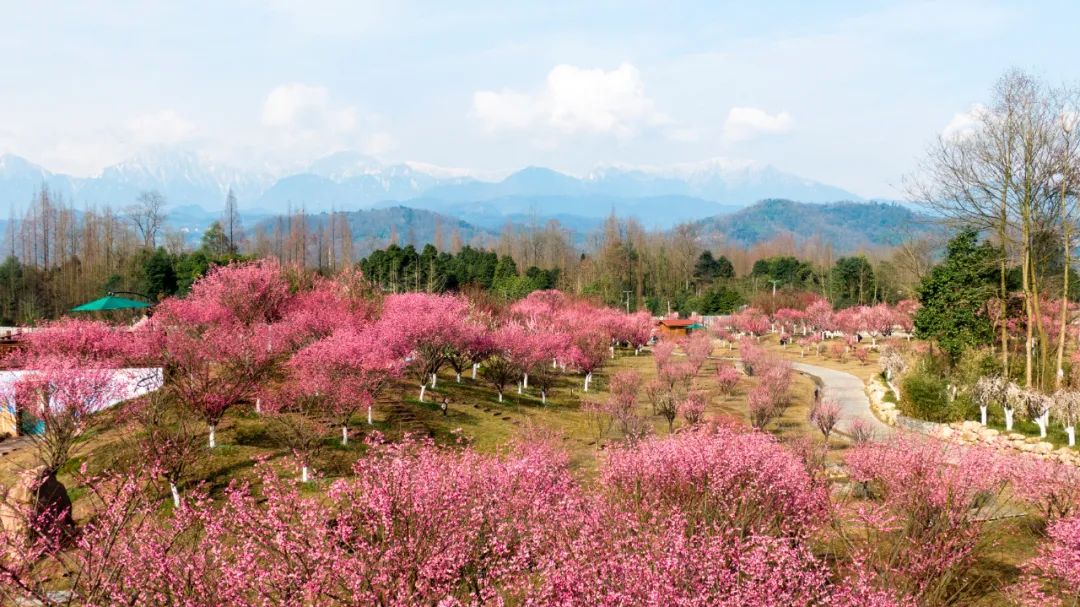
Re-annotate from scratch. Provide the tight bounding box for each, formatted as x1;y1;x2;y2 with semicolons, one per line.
1;0;1079;198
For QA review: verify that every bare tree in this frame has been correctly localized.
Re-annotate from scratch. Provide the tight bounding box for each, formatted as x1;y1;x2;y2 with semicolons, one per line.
223;188;242;254
907;69;1070;389
126;190;166;249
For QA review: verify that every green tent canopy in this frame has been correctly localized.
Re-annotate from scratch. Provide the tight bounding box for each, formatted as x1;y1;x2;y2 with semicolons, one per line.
71;295;150;312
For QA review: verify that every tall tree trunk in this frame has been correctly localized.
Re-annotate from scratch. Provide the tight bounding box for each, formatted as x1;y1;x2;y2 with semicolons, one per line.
1022;220;1034;389
1056;179;1071;389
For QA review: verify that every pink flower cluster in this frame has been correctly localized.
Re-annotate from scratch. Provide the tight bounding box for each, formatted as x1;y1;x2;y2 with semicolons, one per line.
4;428;914;606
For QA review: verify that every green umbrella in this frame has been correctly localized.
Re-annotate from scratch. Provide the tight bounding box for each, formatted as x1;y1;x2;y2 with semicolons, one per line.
71;295;150;312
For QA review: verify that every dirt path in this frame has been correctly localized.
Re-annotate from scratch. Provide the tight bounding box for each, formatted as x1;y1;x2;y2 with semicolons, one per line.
790;361;893;437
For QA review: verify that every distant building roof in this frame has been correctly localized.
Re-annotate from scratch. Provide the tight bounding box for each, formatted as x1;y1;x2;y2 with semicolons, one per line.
657;319;695;328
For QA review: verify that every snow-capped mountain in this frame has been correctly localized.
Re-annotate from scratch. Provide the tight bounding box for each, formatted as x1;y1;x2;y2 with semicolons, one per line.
0;150;861;227
72;148;275;208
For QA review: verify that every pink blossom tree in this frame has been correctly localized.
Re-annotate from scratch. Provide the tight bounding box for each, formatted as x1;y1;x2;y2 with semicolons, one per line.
1;355;120;474
683;331;712;372
6;318;132;366
842;434;1015;603
862;303;897;346
679;391;706;426
715;364;741;395
652;339;676;370
624;311;653;354
140;313;286;448
288;324;404;443
805;299;834;335
1012;513;1080;606
731;307;770;338
569;329;609;392
809;399;842;441
379;293;471;402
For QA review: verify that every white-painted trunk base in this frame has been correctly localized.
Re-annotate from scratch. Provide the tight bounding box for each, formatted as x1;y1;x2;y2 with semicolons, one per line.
523;373;528;389
1005;408;1014;431
1067;426;1076;447
170;483;181;508
342;426;349;445
498;392;503;403
980;406;988;426
419;385;426;402
301;466;309;483
367;405;373;425
472;364;479;379
208;425;216;449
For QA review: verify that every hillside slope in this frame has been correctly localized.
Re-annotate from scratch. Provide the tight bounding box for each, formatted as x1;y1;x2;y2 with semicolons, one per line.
695;199;935;251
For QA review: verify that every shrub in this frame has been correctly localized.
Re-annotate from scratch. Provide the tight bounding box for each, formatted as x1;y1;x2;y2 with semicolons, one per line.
899;370;957;422
842;434;1013;603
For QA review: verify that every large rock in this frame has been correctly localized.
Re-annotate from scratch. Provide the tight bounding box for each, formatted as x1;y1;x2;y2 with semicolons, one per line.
0;466;75;539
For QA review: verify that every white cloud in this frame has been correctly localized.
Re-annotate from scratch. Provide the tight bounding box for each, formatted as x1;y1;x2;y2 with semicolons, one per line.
362;131;397;156
723;107;794;142
472;63;669;139
262;83;356;132
126;110;197;144
941;103;987;141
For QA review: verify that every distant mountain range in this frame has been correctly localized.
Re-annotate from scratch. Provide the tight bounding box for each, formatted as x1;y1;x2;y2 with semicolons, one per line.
253;206;498;257
1;148;932;256
0;148;860;220
695;199;935;251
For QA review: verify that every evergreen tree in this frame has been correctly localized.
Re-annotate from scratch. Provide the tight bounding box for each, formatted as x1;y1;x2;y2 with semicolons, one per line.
830;256;876;307
913;229;998;362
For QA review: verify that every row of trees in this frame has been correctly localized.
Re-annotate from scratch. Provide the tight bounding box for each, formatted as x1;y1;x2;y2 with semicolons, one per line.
4;420;1080;604
3;261;652;493
0;187;245;323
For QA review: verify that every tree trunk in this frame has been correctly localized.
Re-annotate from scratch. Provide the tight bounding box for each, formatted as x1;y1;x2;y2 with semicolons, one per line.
170;482;181;508
208;424;217;448
255;398;261;414
1023;244;1034;389
523;373;528;389
980;405;988;426
367;404;373;425
456;373;461;383
541;390;546;405
1004;407;1014;431
498;392;503;403
472;363;478;379
431;373;437;388
1056;179;1071;389
301;466;309;483
419;384;426;402
341;425;349;445
1067;425;1076;447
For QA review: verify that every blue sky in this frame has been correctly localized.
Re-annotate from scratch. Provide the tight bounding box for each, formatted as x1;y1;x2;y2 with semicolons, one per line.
1;0;1078;197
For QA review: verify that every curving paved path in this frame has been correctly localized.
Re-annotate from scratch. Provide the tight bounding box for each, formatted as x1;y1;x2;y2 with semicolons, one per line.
790;361;893;437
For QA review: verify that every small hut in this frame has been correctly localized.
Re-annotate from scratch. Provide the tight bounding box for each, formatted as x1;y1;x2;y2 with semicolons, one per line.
655;318;705;340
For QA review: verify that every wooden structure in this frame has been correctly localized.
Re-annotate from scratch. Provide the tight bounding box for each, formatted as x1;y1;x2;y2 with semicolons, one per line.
655;318;705;340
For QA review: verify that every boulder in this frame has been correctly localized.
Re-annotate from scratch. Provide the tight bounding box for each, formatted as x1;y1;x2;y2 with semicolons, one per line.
0;466;74;539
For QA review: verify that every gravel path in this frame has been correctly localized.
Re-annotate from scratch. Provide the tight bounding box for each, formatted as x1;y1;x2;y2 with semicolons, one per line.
791;361;893;437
